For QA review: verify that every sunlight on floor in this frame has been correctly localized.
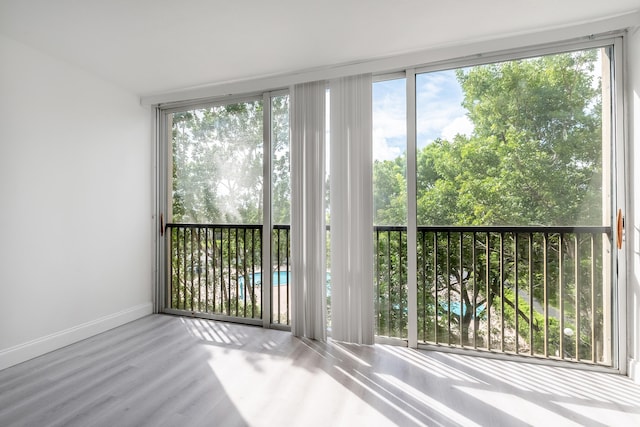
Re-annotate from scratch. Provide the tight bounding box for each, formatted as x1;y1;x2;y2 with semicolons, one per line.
456;386;582;426
377;373;482;427
553;400;640;426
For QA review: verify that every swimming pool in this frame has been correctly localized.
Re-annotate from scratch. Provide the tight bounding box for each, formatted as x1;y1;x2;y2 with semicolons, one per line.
239;271;331;286
438;301;486;318
238;271;331;299
238;271;290;287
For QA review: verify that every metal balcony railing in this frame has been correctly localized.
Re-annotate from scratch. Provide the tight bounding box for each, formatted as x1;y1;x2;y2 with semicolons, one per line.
419;226;612;365
375;225;612;365
166;223;612;365
166;223;293;326
166;224;263;323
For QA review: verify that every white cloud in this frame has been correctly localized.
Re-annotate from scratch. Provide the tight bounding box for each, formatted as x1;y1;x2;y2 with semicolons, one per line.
373;128;403;161
373;108;405;138
415;70;471;146
441;115;474;140
372;81;406;161
370;71;475;159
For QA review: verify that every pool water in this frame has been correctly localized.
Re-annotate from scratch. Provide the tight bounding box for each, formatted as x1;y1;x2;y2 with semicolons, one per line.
438;301;486;318
238;271;291;287
238;271;331;299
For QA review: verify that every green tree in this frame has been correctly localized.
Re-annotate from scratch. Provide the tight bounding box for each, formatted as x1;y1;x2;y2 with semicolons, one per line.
373;154;407;225
172;101;265;224
415;50;602;227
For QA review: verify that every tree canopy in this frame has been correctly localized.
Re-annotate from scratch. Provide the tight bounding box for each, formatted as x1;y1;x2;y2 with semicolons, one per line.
375;50;603;227
171;96;290;225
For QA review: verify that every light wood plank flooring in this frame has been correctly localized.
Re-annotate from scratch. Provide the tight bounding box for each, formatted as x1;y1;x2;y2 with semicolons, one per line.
1;314;639;426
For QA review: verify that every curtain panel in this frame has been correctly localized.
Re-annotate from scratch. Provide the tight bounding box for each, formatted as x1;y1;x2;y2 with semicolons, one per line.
330;74;374;344
290;81;327;341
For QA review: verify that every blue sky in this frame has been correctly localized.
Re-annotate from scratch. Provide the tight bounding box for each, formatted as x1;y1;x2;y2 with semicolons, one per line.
372;70;474;161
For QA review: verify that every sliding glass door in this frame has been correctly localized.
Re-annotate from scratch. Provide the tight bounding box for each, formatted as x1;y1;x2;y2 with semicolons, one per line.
160;93;291;326
413;47;615;364
371;42;621;366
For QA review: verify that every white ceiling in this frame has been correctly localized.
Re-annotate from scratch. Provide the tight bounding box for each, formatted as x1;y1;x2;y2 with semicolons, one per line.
1;0;639;97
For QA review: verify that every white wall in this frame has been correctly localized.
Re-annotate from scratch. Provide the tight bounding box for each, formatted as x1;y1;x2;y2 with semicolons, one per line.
628;27;640;383
0;35;152;370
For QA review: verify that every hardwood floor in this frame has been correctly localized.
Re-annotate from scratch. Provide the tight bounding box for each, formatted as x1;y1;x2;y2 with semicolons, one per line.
1;314;639;426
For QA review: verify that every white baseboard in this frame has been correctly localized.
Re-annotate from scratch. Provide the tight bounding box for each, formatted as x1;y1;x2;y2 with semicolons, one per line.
0;302;152;371
630;358;640;384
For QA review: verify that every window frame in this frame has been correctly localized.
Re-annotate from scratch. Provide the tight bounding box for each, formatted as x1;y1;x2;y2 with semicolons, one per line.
153;34;627;370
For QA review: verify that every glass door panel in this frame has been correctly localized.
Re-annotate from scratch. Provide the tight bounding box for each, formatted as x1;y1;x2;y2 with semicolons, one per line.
166;99;265;322
414;48;613;364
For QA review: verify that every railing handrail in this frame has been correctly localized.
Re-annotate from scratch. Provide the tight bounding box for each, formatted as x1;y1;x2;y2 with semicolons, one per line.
168;222;611;234
166;223;262;230
415;225;611;234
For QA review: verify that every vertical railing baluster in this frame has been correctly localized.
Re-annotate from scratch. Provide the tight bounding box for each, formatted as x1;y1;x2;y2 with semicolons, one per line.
486;232;491;351
514;232;519;354
472;232;477;349
179;226;183;309
219;227;224;314
175;227;180;310
500;232;505;353
242;228;247;318
186;228;191;310
218;227;222;314
227;227;231;316
447;232;451;346
416;229;420;340
247;227;251;318
574;234;580;361
591;233;596;363
529;233;534;356
220;227;224;315
416;230;428;341
459;232;464;347
249;229;255;319
399;230;404;338
197;227;202;312
172;227;177;309
254;227;258;318
416;230;420;338
235;228;239;317
210;228;214;312
559;232;564;359
212;227;224;313
189;228;194;311
260;227;263;319
376;229;380;335
205;228;209;313
543;232;549;358
387;230;392;337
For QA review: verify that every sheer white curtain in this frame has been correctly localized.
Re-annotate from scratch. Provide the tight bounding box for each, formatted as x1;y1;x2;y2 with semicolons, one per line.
290;81;327;341
330;74;374;344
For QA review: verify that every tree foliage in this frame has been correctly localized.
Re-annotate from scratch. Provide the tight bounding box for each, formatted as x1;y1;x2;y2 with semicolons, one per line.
172;96;291;225
374;50;603;227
